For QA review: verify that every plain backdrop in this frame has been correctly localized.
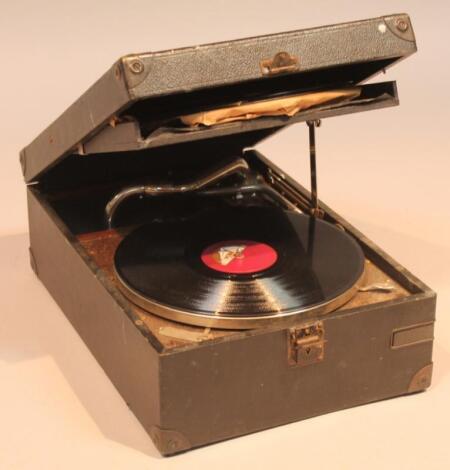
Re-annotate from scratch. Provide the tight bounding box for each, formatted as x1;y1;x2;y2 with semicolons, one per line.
1;1;449;469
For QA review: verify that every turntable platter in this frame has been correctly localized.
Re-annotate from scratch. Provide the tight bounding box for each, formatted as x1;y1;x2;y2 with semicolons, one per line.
114;206;365;329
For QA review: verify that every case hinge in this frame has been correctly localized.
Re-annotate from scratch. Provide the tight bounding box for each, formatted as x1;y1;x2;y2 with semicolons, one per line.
288;321;325;366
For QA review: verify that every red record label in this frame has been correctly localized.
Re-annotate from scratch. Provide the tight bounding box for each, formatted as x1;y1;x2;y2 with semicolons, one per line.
201;239;278;274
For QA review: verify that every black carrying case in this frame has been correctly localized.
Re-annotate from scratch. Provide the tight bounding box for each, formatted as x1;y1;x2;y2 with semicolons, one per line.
21;13;435;455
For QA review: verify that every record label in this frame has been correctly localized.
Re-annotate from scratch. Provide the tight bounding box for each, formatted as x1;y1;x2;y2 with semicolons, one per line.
201;240;278;274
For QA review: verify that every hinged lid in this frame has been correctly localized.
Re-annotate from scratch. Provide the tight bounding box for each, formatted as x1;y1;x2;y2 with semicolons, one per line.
21;13;416;186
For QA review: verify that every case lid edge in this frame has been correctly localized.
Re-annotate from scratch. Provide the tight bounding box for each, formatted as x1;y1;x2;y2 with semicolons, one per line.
123;13;416;100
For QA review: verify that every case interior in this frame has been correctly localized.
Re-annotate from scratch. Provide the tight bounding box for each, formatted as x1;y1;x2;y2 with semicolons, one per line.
32;148;422;351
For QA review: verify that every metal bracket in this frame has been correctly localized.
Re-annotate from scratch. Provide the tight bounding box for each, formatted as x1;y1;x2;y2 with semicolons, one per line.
391;322;434;349
408;363;433;393
121;55;151;89
288;321;325;366
260;51;299;76
149;426;192;455
383;15;416;42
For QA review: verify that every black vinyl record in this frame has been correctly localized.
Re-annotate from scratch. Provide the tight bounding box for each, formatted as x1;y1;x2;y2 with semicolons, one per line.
114;206;365;329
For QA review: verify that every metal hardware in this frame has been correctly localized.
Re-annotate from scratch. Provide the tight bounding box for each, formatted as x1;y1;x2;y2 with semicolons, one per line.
359;282;396;293
392;322;434;349
105;157;308;227
122;56;151;89
150;426;191;455
384;15;415;42
408;364;433;393
395;19;409;32
260;51;299;76
266;169;312;213
199;172;301;213
288;321;325;366
128;59;145;74
105;158;250;226
307;120;324;218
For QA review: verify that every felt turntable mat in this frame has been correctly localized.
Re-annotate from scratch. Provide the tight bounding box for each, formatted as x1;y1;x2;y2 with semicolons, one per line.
78;222;409;349
113;207;365;324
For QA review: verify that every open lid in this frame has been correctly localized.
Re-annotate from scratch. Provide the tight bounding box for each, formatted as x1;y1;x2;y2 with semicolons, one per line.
21;13;416;185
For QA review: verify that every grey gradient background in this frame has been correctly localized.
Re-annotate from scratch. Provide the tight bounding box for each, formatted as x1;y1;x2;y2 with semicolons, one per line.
1;1;449;469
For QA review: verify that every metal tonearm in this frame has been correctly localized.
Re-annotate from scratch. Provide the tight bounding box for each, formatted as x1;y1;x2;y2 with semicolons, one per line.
104;157;302;227
105;158;250;226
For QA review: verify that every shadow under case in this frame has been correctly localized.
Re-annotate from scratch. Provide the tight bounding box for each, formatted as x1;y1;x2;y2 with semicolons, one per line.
21;13;435;455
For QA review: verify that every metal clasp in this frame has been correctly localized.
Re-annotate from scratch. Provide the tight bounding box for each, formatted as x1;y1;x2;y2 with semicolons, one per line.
260;51;299;76
288;321;325;366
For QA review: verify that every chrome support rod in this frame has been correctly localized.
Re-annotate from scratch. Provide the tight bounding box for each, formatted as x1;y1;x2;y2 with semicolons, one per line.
306;120;322;217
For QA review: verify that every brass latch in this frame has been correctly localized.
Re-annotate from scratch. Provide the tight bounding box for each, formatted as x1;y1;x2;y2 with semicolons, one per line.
288;321;325;366
260;51;299;76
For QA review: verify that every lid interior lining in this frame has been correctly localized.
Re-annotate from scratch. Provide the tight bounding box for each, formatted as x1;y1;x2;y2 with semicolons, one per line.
126;57;400;135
